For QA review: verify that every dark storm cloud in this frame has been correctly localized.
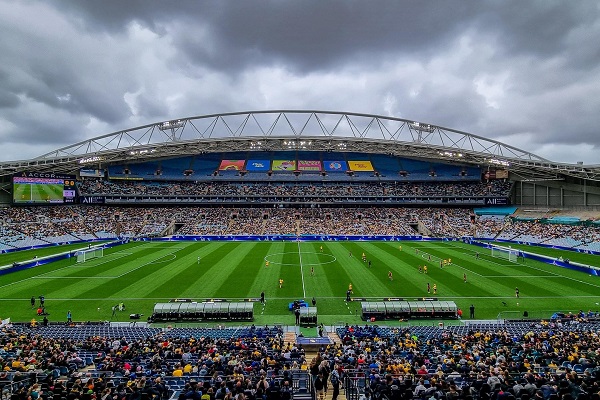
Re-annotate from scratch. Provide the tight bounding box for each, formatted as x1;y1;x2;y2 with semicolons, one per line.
58;1;483;72
48;1;597;72
0;0;599;163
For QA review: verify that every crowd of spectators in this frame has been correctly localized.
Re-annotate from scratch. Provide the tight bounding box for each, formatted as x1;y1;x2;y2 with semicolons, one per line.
77;180;512;200
0;320;598;400
332;323;600;400
1;205;599;251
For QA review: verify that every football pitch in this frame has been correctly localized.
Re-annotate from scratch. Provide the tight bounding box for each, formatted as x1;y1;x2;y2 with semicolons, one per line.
0;241;599;325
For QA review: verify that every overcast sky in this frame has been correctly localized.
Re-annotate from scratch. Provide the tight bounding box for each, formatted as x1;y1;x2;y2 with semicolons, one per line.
0;0;599;164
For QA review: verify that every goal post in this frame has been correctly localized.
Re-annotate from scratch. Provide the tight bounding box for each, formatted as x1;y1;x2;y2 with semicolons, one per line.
76;247;104;263
491;245;518;263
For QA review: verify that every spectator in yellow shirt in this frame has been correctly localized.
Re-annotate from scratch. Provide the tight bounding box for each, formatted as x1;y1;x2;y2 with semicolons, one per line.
172;365;183;377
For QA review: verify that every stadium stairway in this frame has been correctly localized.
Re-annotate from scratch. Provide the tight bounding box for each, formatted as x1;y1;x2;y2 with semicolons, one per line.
260;219;267;235
303;351;348;400
327;330;342;345
283;331;296;345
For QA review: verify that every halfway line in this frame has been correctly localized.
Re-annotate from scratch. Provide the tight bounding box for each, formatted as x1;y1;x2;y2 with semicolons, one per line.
297;241;306;298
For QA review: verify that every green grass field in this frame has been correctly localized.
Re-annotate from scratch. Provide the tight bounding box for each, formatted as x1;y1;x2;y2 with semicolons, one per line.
0;241;599;325
13;183;63;203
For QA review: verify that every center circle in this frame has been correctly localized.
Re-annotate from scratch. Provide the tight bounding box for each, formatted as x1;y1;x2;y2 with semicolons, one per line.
264;252;337;266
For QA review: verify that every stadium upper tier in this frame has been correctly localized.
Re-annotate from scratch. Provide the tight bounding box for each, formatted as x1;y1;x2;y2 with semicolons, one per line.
77;180;512;206
101;152;483;181
1;206;599;252
1;110;599;181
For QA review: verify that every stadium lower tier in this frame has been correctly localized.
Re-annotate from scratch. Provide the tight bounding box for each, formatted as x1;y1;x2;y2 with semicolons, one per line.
0;320;599;400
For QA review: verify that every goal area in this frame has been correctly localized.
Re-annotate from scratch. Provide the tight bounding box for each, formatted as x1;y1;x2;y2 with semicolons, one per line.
76;247;104;263
491;246;519;263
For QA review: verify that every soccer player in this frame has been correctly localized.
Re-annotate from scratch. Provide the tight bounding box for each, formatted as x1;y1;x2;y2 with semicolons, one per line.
368;260;372;268
197;256;200;264
463;273;467;283
427;283;430;293
279;279;284;288
475;252;480;259
349;251;352;258
348;283;353;293
515;287;520;298
433;284;437;294
265;260;270;268
440;260;443;269
311;266;315;276
418;265;422;273
398;245;402;251
320;245;323;253
388;271;393;281
423;265;428;274
362;252;366;262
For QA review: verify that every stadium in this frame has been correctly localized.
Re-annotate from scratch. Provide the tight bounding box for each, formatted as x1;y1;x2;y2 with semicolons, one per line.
0;111;599;400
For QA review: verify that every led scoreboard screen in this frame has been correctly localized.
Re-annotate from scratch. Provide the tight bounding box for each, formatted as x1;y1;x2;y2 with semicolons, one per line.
13;172;77;204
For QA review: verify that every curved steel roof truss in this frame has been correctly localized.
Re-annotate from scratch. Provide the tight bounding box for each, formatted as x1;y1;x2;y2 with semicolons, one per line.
0;110;597;181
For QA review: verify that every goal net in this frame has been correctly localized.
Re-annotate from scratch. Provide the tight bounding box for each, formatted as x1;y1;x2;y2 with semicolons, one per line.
76;247;104;263
491;246;518;263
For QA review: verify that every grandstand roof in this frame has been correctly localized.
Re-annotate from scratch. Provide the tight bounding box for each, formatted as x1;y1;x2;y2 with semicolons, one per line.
1;110;599;181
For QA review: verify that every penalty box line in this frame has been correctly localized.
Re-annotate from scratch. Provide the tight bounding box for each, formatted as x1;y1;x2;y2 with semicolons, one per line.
114;249;183;278
0;250;135;290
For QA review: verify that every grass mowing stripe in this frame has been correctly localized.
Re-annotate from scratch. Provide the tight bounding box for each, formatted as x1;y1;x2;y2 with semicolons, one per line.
301;243;334;298
213;242;268;298
248;242;287;302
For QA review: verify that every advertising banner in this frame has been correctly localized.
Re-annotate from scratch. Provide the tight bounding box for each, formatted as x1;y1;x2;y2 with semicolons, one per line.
495;169;509;179
272;160;296;171
485;197;509;205
80;196;106;204
219;160;245;171
297;160;321;171
246;160;271;171
80;169;104;178
348;160;374;171
323;161;346;172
